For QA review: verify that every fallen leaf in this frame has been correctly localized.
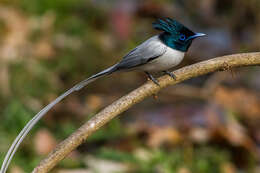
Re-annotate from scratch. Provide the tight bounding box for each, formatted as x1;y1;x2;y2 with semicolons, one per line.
10;166;24;173
84;155;129;173
34;128;57;155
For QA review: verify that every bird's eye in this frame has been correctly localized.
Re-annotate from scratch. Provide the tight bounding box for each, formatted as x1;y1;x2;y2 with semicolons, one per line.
179;34;186;41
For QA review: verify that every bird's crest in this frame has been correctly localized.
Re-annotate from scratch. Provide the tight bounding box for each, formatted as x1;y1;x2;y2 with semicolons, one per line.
152;18;193;35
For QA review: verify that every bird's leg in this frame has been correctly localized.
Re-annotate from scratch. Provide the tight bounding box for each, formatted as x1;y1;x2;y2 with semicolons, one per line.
163;70;177;80
145;72;160;86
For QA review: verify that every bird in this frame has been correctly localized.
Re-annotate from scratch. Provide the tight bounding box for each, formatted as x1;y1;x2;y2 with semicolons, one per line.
0;17;205;173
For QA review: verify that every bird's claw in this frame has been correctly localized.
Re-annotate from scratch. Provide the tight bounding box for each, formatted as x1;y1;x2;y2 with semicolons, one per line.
145;72;160;86
163;71;177;80
149;76;160;86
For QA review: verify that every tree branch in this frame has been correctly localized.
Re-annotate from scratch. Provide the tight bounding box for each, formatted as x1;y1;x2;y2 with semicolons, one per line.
33;52;260;173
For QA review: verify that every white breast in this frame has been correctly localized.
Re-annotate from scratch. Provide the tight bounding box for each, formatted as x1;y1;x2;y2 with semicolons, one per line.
140;46;185;72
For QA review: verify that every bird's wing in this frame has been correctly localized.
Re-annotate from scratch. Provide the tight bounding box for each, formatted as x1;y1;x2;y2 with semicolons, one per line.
116;35;167;70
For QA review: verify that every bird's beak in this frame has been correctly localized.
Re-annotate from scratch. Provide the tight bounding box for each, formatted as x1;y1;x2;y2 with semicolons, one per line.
187;33;206;40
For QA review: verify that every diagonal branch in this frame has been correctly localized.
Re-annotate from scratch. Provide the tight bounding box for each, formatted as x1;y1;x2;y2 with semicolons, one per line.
33;52;260;173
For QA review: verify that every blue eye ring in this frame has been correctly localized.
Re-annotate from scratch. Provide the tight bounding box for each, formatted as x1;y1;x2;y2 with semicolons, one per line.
179;34;186;41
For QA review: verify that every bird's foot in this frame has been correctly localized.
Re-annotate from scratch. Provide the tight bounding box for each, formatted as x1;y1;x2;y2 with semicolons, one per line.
163;71;177;80
145;72;160;86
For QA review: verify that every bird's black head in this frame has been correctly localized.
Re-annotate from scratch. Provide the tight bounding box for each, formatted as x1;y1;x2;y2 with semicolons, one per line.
153;18;205;52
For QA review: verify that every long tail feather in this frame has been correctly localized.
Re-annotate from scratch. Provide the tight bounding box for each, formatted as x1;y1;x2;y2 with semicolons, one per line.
0;65;117;173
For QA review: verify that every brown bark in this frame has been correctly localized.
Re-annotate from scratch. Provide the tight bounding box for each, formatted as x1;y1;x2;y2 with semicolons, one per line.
33;52;260;173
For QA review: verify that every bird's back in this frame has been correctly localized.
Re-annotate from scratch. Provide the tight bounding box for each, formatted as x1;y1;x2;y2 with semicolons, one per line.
115;35;167;71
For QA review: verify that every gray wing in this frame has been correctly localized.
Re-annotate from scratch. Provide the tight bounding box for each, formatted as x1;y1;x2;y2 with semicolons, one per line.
116;35;167;70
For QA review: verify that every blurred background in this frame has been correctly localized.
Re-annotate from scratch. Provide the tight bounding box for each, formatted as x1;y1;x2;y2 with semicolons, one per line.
0;0;260;172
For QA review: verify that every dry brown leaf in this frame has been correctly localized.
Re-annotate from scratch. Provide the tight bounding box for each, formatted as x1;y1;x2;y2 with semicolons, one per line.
0;7;30;61
217;116;258;156
177;167;191;173
85;94;104;112
33;40;54;58
147;127;181;148
221;163;236;173
214;86;260;119
84;155;129;173
10;166;24;173
34;128;57;155
189;127;210;143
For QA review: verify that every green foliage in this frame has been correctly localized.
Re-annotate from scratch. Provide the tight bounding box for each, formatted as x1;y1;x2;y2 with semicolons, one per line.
58;157;85;169
88;118;124;142
2;100;34;135
97;147;231;173
0;100;37;171
97;148;136;163
9;62;53;98
19;0;85;15
54;122;78;139
56;16;87;36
